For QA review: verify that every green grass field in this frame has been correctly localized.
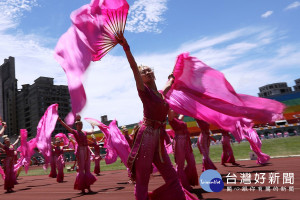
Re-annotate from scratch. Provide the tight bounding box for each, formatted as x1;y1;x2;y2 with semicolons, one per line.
19;136;300;176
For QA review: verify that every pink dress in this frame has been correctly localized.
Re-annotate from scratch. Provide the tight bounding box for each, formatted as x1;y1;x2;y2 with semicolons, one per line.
196;119;217;171
91;143;101;175
127;85;197;200
49;147;57;178
54;146;65;182
169;118;199;191
3;145;16;191
72;130;97;190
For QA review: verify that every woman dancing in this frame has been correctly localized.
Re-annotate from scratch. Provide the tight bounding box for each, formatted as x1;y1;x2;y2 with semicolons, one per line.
0;123;20;193
118;36;197;200
168;110;198;191
195;119;217;171
58;115;96;194
52;137;71;183
89;134;103;176
49;139;57;178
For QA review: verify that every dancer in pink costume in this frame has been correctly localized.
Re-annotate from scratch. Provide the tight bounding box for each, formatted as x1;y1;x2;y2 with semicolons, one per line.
68;133;78;171
89;135;103;176
52;137;71;183
119;36;198;200
195;119;217;172
0;124;20;193
50;133;69;179
168;110;199;191
58;115;97;194
220;130;239;166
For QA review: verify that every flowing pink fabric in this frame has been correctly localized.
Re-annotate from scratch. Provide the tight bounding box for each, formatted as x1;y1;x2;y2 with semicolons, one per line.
165;53;286;142
15;130;37;173
85;118;130;166
84;117;118;164
55;133;70;146
14;157;24;175
20;129;28;159
0;166;5;180
36;104;59;169
243;121;262;149
15;129;28;174
27;138;37;157
54;0;129;125
238;120;270;164
107;120;131;167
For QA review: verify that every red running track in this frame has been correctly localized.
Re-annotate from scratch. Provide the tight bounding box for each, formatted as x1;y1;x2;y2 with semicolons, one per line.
0;157;299;200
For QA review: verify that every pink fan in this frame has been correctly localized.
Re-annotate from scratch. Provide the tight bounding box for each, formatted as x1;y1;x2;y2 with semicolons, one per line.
93;3;129;61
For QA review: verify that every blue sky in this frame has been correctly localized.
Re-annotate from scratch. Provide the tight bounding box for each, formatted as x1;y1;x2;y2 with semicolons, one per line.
0;0;300;129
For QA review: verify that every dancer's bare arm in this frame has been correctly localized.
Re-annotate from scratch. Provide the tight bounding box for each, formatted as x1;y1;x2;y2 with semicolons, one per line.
13;136;21;146
118;36;145;91
57;117;73;133
0;122;7;137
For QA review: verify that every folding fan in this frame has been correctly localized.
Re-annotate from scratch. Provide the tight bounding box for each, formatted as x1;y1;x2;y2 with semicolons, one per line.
93;3;129;61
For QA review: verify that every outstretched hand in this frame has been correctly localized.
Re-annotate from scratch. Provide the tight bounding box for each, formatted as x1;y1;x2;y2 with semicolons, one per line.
117;34;130;51
116;33;126;45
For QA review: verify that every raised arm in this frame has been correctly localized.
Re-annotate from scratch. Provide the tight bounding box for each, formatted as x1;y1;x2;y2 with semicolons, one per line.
13;136;21;146
0;122;7;137
118;36;145;91
57;117;73;133
162;75;175;96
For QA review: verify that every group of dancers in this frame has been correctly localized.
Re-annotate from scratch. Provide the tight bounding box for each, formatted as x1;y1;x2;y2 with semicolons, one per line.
0;34;285;200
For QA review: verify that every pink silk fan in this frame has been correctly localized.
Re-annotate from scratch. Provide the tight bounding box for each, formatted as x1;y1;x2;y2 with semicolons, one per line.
93;4;129;61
